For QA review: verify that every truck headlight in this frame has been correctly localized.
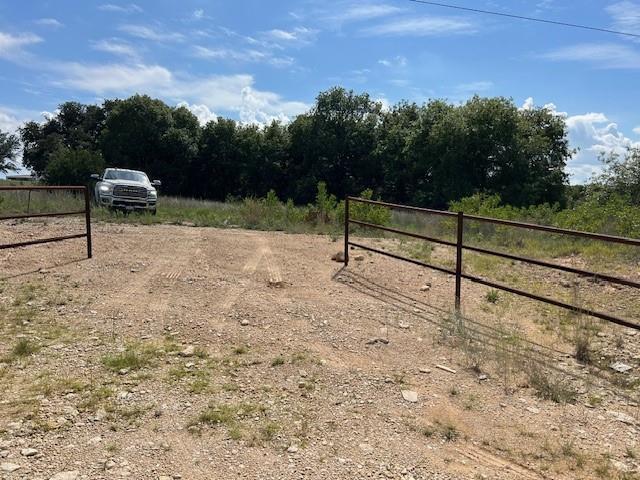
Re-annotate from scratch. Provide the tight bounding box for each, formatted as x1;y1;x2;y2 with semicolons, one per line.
99;184;112;193
148;190;157;198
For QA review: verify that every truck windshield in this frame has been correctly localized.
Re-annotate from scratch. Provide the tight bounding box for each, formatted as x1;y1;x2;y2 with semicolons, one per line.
104;170;149;183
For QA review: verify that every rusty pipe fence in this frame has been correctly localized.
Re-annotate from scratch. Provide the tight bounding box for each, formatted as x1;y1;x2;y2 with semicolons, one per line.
0;185;92;259
344;196;640;332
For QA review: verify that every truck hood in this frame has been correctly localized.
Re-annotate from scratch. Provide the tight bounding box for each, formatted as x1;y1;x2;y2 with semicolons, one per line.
102;179;153;190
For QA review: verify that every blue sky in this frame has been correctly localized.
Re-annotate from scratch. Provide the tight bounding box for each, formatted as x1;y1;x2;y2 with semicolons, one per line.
0;0;639;183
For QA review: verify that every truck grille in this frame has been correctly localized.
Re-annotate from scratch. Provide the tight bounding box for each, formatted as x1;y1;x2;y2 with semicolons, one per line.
113;185;148;199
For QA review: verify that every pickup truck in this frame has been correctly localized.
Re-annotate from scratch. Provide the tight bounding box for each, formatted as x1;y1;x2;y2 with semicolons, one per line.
91;168;161;214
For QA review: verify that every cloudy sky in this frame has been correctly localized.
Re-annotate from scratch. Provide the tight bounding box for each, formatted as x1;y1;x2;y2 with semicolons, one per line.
0;0;639;182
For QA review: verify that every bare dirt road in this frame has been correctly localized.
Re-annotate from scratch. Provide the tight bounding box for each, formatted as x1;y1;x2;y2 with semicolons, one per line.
1;219;639;479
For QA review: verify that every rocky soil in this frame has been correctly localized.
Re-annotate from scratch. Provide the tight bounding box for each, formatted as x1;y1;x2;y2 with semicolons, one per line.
0;218;639;479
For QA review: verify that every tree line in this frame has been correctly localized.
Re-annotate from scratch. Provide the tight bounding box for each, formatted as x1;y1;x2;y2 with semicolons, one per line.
4;87;574;208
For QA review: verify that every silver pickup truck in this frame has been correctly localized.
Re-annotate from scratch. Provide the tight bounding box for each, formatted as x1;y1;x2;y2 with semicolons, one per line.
91;168;161;214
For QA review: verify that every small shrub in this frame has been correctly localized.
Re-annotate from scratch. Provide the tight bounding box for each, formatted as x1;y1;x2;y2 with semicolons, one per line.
188;379;210;394
232;345;249;355
485;289;499;304
191;402;265;430
102;348;151;372
441;423;459;441
271;356;286;367
11;338;39;358
574;335;592;364
260;421;280;441
527;368;577;404
422;426;435;437
311;181;337;224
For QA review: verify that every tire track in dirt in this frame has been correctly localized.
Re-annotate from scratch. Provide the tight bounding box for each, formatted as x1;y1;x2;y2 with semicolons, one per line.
455;444;560;480
219;236;284;313
104;227;204;336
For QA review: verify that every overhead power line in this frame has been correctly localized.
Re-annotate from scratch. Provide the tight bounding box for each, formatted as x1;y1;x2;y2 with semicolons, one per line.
406;0;640;39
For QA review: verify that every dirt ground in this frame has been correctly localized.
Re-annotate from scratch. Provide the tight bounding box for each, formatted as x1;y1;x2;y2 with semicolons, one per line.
1;218;639;480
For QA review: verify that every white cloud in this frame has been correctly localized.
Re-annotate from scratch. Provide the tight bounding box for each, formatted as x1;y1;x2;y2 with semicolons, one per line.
177;102;217;125
570;115;640;155
119;24;184;42
98;3;143;14
325;3;403;24
521;98;640;183
193;9;205;20
52;63;174;94
606;1;640;35
378;55;407;68
264;27;317;45
92;39;139;59
361;16;476;36
0;32;42;59
634;126;640;135
521;97;535;111
193;46;294;67
50;61;308;125
239;87;308;124
0;107;24;133
0;106;45;175
535;0;556;12
35;18;64;28
520;97;561;114
540;43;640;69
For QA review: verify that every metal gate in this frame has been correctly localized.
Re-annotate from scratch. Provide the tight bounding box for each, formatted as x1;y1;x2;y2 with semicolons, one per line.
344;196;640;332
0;185;92;259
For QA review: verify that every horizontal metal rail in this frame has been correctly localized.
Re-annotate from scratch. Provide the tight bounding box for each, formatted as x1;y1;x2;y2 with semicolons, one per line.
344;196;640;332
350;238;640;331
0;185;92;258
348;241;457;276
462;244;640;289
0;185;86;191
351;214;640;289
349;195;640;246
0;233;87;250
348;219;457;247
461;272;640;331
0;210;86;221
348;196;457;218
463;213;640;247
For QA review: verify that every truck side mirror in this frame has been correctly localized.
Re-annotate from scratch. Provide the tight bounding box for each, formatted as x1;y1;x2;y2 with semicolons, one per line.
152;180;162;187
90;174;101;181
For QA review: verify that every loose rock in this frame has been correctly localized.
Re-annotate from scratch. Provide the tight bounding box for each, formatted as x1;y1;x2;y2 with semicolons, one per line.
1;463;21;473
610;362;632;373
401;390;418;403
20;448;38;457
179;346;195;357
331;251;345;263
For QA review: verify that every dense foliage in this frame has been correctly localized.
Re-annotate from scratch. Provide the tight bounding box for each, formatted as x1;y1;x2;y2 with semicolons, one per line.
0;130;20;173
16;87;571;208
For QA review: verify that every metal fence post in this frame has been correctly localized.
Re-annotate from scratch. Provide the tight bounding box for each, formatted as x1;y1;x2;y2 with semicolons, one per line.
455;211;463;311
344;196;350;266
84;187;93;259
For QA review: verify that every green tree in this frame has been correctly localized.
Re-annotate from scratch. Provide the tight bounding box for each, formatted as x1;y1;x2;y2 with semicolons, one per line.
288;87;383;203
100;95;200;195
20;102;107;176
593;148;640;204
190;118;242;200
44;148;105;185
0;130;20;173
